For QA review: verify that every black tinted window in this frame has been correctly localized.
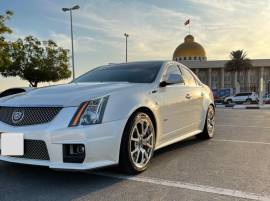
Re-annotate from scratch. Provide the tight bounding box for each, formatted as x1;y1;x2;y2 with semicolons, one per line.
74;62;163;83
235;93;250;96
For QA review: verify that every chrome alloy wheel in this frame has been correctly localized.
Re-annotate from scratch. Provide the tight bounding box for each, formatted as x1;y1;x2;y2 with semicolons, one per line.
129;114;155;169
207;106;215;137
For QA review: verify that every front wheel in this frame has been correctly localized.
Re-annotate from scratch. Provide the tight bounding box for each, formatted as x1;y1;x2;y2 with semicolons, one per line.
119;112;155;174
197;105;215;139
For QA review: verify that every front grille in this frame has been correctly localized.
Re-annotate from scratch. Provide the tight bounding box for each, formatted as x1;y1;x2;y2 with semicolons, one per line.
0;139;50;161
0;106;62;126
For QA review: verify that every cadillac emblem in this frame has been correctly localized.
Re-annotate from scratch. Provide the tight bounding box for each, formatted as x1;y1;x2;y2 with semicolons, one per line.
12;111;25;124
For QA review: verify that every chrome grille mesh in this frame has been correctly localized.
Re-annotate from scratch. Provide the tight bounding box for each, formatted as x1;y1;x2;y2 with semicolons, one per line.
0;106;62;126
0;139;50;161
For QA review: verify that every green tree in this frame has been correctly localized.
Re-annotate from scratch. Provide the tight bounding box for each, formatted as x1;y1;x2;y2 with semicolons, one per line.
225;50;253;92
0;10;13;36
0;36;71;87
0;10;13;67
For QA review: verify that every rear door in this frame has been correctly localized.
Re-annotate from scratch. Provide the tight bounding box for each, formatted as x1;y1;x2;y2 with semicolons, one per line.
233;93;242;102
157;64;191;143
234;93;246;102
180;66;204;131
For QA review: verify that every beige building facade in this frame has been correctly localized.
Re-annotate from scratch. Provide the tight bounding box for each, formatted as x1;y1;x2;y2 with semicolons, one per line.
173;35;270;94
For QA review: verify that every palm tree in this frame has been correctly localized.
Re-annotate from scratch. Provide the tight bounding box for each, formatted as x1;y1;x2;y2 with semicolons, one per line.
225;50;253;92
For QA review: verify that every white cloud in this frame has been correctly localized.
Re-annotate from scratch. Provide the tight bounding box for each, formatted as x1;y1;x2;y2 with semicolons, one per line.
79;1;190;60
2;0;270;91
189;0;270;59
64;0;270;60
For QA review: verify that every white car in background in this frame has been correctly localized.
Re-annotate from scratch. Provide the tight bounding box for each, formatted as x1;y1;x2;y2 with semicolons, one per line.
263;94;270;104
0;61;215;174
224;92;259;104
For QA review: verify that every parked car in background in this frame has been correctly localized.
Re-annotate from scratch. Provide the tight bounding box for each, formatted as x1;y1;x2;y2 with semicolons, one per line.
224;92;259;104
263;94;270;104
0;61;215;174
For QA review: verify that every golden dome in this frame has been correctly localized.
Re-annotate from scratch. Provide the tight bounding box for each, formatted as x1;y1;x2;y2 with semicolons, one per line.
173;35;207;61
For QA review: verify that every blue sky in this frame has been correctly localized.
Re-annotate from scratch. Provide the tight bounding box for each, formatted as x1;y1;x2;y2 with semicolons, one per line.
1;0;270;91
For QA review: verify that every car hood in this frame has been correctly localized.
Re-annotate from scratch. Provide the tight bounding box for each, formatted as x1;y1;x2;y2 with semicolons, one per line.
0;82;141;107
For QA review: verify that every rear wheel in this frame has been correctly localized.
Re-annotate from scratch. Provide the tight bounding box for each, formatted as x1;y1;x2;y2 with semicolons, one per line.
245;99;252;104
197;105;215;139
227;99;232;104
119;112;155;174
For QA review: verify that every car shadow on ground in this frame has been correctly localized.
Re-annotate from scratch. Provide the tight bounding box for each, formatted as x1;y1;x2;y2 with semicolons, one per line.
0;162;123;201
0;137;204;201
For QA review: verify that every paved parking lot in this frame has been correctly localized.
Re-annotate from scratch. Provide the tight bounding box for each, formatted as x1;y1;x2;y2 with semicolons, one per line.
1;108;270;201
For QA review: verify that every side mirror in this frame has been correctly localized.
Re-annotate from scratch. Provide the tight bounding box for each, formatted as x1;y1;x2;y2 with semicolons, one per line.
160;74;184;87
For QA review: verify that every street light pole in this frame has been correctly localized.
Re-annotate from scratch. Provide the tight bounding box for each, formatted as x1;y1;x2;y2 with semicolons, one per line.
62;5;80;80
124;33;129;63
69;9;75;80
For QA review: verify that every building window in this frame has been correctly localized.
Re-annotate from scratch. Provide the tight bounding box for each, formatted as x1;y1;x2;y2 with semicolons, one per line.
184;57;186;60
225;71;231;82
239;71;244;82
194;56;196;60
189;57;192;60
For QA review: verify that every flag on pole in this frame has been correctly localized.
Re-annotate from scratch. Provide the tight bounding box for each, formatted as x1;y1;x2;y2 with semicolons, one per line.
184;19;190;26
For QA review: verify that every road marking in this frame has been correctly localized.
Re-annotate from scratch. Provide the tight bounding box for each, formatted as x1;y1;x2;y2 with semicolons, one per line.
216;124;270;129
212;139;270;145
95;172;270;201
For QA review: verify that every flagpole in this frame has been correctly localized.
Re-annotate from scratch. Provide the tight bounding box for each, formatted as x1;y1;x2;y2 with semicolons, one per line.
184;19;191;34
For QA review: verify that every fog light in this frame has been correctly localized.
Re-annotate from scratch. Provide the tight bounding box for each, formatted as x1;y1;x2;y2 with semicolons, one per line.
76;145;85;154
63;144;85;163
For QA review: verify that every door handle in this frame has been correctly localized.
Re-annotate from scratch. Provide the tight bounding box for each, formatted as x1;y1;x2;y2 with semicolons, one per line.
185;94;191;99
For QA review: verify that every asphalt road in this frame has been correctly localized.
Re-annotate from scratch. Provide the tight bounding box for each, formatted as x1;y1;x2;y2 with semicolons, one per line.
1;108;270;201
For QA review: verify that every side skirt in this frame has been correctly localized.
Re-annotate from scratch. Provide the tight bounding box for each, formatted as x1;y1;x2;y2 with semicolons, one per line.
155;130;202;151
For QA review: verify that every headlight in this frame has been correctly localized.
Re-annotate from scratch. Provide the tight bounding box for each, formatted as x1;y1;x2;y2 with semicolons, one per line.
69;96;109;127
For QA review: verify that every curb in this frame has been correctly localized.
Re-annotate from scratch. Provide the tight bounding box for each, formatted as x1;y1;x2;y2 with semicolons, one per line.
216;104;270;110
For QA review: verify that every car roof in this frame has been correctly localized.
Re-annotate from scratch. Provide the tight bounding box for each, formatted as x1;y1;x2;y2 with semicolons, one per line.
107;60;167;67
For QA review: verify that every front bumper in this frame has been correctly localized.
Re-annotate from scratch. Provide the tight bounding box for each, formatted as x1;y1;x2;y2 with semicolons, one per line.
0;107;127;170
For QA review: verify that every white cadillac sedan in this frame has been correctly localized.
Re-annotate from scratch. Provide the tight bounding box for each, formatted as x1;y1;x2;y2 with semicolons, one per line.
0;61;215;174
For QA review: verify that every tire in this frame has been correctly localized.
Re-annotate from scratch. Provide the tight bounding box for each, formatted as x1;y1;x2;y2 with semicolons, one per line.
197;105;215;140
227;99;232;104
245;99;252;104
119;112;155;174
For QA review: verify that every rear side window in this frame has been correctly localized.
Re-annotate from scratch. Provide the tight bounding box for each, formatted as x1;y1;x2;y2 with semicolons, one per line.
235;93;251;96
166;65;182;77
181;66;197;87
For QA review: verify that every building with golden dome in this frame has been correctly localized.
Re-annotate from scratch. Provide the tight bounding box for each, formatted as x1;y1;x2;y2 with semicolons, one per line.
173;35;207;62
173;34;270;94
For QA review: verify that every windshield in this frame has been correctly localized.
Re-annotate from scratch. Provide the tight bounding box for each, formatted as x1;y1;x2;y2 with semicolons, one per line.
73;61;163;83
